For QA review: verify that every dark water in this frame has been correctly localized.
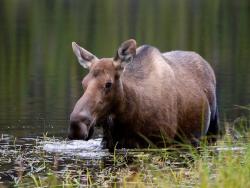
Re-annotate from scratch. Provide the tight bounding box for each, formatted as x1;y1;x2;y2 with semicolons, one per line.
0;1;250;186
0;0;250;138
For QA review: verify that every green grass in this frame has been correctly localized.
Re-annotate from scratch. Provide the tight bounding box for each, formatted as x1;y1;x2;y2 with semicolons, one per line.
1;118;249;188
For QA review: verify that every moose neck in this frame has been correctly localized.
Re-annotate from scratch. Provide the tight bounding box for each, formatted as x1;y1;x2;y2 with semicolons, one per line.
112;77;137;121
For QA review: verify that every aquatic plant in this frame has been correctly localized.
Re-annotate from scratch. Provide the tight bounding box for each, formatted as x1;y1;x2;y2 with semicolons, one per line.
0;119;249;187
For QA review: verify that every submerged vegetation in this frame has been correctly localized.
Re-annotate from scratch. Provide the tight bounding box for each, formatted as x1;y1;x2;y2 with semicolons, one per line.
0;117;249;187
0;0;249;187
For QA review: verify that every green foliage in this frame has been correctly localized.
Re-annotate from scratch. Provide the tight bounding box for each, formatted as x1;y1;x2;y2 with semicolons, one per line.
4;121;249;188
0;0;250;136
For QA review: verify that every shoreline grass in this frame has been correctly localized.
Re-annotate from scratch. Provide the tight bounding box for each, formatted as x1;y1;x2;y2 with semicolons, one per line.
0;118;249;187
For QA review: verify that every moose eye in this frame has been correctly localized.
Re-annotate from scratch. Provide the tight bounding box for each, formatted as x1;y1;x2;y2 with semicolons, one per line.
105;82;112;89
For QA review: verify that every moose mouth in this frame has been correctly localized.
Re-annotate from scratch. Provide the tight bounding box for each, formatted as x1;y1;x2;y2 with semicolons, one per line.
68;122;95;140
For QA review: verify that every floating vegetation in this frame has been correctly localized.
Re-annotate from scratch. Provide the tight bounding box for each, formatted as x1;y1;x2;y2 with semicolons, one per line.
0;122;250;187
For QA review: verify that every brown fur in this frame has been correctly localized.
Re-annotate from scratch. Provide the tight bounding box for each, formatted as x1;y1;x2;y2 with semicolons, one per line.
69;40;219;150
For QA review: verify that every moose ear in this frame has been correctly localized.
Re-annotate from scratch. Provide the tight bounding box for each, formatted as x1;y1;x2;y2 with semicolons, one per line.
113;39;137;69
72;42;98;69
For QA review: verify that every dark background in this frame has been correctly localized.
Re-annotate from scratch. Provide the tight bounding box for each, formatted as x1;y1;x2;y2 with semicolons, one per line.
0;0;249;137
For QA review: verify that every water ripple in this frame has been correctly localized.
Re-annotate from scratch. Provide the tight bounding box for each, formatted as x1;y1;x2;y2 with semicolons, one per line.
43;138;109;159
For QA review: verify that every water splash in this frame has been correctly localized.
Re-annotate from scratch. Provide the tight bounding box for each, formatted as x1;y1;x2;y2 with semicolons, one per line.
43;138;109;159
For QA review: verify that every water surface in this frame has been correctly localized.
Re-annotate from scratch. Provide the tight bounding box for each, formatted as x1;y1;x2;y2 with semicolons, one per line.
0;0;249;137
0;1;250;186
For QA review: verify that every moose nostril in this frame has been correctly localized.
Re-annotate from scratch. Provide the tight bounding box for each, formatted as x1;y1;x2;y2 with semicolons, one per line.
81;117;91;126
70;121;81;132
69;115;92;131
70;112;92;125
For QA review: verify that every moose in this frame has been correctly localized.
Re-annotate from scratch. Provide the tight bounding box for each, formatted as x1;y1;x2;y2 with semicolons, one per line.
68;39;220;150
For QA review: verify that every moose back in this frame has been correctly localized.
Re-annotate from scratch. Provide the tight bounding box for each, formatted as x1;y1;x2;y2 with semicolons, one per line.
68;39;220;150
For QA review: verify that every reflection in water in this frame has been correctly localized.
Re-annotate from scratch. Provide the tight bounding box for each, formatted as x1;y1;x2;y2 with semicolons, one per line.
0;1;250;136
0;136;105;186
0;1;249;186
0;135;248;187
